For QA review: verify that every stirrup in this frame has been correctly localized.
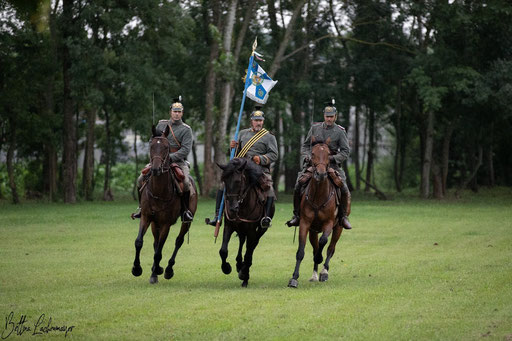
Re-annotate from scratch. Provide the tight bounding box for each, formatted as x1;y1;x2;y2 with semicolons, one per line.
182;210;194;222
205;216;218;226
261;216;272;229
131;207;141;220
286;216;300;227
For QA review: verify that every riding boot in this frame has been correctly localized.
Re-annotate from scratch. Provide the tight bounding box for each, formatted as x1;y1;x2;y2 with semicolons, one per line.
340;189;352;230
286;188;302;227
205;189;223;226
131;177;143;220
260;196;274;228
181;191;194;222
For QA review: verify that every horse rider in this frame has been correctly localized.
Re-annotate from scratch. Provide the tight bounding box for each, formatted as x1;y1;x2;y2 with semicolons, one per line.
286;100;352;230
207;106;278;229
131;97;194;222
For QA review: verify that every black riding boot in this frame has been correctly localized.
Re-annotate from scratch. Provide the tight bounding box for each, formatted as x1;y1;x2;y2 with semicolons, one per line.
181;191;194;222
205;189;223;226
131;182;143;220
260;196;274;228
286;188;302;227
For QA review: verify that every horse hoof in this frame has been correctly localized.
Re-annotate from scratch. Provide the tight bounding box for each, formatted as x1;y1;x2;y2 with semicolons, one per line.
288;278;298;288
221;263;232;275
164;268;174;280
156;266;164;275
238;270;248;281
132;266;142;277
319;272;329;282
309;273;319;282
241;280;248;288
149;276;158;284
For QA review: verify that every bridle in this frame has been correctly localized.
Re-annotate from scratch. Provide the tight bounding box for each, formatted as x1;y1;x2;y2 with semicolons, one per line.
150;136;171;174
305;143;335;221
224;168;260;223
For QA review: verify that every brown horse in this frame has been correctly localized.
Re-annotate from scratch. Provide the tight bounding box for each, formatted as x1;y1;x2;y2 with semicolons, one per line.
288;138;344;288
131;125;197;284
218;158;274;287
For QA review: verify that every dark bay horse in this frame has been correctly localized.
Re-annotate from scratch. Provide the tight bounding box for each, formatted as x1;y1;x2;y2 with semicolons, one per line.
131;125;197;284
288;138;344;288
218;158;274;287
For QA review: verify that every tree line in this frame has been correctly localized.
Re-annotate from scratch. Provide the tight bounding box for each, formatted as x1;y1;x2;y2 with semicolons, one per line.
1;0;511;204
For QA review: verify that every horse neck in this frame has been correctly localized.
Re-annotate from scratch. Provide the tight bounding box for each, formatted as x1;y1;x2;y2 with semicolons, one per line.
150;171;173;197
308;175;332;205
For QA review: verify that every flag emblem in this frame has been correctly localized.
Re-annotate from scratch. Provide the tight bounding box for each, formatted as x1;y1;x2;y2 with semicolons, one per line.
246;60;277;104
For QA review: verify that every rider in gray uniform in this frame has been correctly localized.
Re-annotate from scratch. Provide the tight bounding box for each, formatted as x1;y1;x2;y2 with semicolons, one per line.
286;101;352;230
131;97;194;222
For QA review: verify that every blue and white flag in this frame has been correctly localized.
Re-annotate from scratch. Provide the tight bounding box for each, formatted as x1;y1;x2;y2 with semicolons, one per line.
245;60;278;104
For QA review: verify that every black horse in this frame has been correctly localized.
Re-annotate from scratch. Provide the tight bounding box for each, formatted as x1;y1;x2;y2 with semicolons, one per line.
131;125;198;284
217;157;274;287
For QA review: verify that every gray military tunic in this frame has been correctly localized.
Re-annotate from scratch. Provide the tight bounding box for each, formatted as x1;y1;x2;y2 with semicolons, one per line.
236;128;278;197
296;122;350;187
156;119;193;190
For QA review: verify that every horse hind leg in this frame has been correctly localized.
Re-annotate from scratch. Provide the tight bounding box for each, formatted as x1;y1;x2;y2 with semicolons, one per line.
308;232;319;282
132;217;150;277
236;233;246;274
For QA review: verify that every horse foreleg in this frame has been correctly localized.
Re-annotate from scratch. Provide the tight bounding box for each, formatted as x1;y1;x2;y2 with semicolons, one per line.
309;232;319;282
239;232;260;288
236;233;246;274
219;222;234;275
149;224;170;284
164;222;190;280
316;225;332;265
132;216;151;277
321;225;343;282
288;223;309;288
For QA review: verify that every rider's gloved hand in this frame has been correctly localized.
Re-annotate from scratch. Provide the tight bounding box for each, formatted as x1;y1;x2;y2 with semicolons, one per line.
252;155;261;165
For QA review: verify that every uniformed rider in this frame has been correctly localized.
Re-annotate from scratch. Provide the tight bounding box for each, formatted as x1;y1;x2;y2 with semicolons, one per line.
131;97;194;222
207;106;278;228
286;101;352;230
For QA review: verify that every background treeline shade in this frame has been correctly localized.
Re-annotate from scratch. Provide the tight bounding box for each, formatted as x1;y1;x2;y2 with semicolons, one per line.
1;0;511;203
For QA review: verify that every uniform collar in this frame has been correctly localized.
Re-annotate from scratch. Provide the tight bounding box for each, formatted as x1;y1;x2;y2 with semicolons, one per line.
323;122;335;130
171;119;183;126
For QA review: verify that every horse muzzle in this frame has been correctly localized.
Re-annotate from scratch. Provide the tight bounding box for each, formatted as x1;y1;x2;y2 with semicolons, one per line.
314;170;327;181
151;167;161;177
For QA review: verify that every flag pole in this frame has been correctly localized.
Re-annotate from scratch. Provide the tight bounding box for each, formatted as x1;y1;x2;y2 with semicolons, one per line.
214;38;258;241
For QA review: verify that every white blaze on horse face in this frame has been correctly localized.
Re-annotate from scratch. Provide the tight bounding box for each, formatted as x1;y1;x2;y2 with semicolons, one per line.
157;140;161;144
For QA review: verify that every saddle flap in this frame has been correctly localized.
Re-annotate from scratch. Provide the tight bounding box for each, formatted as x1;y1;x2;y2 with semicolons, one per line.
171;163;185;182
328;168;344;187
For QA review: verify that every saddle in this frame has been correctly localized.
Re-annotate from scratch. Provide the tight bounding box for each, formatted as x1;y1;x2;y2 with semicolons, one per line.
140;162;186;194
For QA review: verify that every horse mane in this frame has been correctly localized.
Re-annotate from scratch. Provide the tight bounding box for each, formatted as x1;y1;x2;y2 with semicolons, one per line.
221;158;263;186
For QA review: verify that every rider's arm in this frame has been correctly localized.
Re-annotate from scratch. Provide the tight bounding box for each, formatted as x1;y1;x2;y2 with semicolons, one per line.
331;128;350;165
170;127;192;163
259;134;278;167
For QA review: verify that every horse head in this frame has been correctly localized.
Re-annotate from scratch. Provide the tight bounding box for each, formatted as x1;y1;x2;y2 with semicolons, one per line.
150;124;170;177
218;157;263;218
311;137;331;182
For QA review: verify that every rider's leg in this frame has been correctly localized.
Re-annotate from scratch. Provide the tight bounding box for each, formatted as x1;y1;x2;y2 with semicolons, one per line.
180;164;194;222
131;173;145;219
339;182;352;230
286;182;303;227
260;196;274;228
206;189;224;226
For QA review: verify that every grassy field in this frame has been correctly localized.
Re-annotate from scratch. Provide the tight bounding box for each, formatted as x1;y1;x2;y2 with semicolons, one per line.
1;188;511;340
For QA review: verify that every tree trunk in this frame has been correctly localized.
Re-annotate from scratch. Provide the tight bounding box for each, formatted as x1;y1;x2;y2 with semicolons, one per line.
61;0;77;203
420;111;434;198
365;108;375;192
103;108;113;201
431;160;443;199
487;122;495;187
7;117;19;204
192;140;203;196
354;105;361;190
214;0;238;174
132;133;138;201
43;144;58;202
394;80;402;192
202;0;220;196
83;108;96;201
441;124;454;196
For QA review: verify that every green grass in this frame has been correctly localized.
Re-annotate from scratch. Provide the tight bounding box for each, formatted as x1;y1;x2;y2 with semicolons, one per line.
1;189;512;340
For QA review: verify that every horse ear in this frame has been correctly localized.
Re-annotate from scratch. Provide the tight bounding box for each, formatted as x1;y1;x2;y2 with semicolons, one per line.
164;124;170;137
152;125;157;137
216;162;227;170
326;137;331;145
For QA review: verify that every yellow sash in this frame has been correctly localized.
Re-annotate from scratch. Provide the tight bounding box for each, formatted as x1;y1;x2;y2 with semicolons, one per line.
236;128;268;158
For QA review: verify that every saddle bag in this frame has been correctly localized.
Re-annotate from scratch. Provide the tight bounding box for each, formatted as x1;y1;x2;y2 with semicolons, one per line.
141;163;151;175
298;166;315;185
171;163;185;181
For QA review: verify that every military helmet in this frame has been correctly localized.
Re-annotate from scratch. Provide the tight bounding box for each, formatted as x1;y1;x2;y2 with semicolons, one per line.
170;96;183;111
250;106;265;120
323;99;337;116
